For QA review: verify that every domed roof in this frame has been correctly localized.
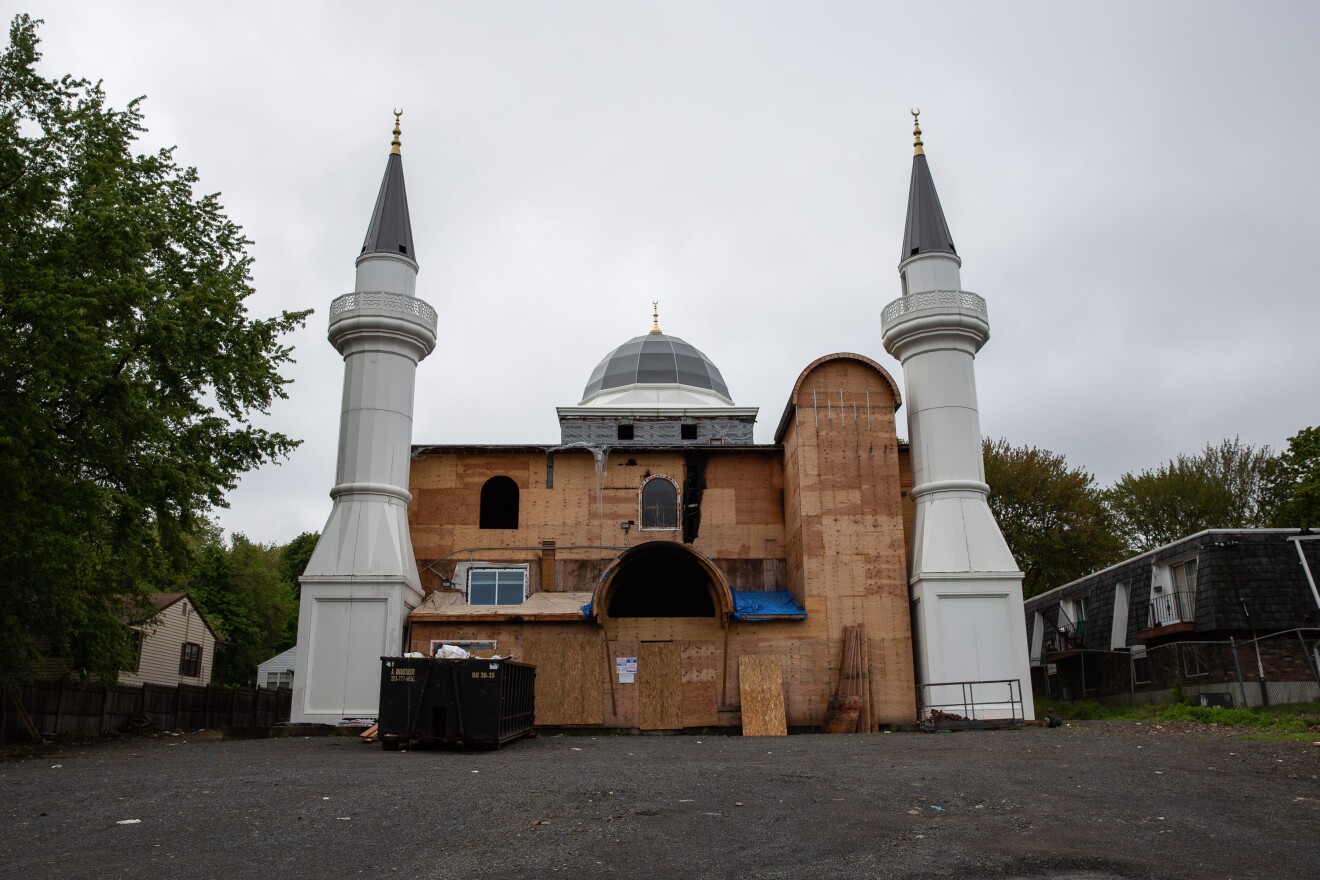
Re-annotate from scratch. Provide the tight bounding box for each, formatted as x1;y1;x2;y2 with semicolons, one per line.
580;332;733;406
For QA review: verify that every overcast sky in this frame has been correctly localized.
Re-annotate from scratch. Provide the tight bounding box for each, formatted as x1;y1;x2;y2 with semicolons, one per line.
20;1;1320;544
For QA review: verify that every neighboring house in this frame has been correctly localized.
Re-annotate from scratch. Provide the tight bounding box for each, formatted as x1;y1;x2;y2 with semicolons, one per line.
1024;529;1320;707
256;646;296;690
118;593;220;688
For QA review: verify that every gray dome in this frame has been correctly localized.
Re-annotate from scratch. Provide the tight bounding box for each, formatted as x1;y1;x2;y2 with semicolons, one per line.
581;333;731;403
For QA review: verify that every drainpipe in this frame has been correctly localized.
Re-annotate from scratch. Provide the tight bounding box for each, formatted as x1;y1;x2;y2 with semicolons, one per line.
1288;535;1320;611
1240;597;1269;707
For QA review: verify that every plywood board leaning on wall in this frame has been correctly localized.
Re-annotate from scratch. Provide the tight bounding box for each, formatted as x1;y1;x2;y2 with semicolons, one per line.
519;638;603;726
738;654;787;736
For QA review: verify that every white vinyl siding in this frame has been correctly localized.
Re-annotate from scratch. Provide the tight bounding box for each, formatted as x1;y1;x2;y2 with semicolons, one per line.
119;598;216;688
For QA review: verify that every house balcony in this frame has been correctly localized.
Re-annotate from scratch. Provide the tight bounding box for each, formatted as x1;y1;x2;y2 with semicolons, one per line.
1137;590;1197;639
1042;620;1086;657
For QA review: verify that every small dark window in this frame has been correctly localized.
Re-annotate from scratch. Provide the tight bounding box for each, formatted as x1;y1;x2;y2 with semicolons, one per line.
126;630;143;673
179;642;202;678
641;477;679;529
680;423;697;440
479;476;519;529
1182;645;1210;678
617;424;634;441
399;244;408;254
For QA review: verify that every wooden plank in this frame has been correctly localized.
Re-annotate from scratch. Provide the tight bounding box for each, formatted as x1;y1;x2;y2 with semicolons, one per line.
680;641;718;727
738;655;787;736
519;637;603;726
639;642;683;730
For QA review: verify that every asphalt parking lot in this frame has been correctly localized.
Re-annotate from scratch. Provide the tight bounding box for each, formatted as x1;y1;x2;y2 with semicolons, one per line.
2;722;1316;880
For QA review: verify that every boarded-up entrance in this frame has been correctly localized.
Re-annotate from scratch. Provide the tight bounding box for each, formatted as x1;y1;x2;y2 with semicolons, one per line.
639;641;683;729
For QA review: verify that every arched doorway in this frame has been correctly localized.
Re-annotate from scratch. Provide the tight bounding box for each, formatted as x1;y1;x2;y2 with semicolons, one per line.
600;541;730;618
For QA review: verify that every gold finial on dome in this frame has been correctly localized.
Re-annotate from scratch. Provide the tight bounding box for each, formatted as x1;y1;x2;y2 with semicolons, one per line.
911;108;923;156
650;300;663;335
390;108;403;155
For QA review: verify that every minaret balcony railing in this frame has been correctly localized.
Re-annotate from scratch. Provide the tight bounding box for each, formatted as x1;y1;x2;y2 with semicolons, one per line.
330;291;438;332
880;290;987;328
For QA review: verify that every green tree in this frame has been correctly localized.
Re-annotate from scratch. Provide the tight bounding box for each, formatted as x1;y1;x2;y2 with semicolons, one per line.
0;16;308;686
191;533;293;686
983;438;1126;598
1265;426;1320;528
274;530;319;650
1105;437;1276;552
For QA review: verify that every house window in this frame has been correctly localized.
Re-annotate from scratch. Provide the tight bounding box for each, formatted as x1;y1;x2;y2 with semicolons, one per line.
640;476;679;530
479;476;519;529
179;642;202;678
1182;645;1210;678
467;568;527;606
1172;558;1197;598
680;423;697;440
1151;557;1198;627
1131;645;1150;684
617;424;634;441
126;629;143;673
265;671;292;689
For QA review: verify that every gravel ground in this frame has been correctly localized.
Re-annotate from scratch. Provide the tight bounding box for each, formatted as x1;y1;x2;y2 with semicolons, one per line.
1;722;1317;879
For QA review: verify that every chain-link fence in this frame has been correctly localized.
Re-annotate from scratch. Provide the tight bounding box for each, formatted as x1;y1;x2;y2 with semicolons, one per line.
1033;628;1320;709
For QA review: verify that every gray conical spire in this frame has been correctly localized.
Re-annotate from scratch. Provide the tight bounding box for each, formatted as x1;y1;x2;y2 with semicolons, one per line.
900;113;955;262
360;112;416;262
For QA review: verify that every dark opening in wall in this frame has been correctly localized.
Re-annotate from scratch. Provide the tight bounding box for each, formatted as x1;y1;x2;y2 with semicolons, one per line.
607;543;716;617
479;476;520;529
617;424;634;441
680;423;697;440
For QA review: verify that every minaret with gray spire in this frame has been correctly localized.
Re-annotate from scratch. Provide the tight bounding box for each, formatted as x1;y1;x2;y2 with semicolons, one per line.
881;111;1034;721
291;112;438;724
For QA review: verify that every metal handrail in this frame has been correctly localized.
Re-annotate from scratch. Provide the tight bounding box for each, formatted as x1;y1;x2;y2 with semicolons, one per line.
917;678;1025;727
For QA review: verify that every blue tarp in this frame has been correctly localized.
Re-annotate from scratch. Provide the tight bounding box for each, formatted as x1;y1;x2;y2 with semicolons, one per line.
731;590;807;621
581;589;807;621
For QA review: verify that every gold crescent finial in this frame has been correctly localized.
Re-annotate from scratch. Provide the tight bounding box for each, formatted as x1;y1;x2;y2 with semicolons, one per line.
391;109;403;155
650;300;662;335
911;108;924;156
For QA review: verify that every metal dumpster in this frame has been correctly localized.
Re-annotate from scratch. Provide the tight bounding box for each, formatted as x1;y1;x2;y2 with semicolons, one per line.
378;656;536;750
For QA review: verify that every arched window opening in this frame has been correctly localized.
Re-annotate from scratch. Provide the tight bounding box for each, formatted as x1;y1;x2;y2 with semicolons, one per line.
640;477;678;530
479;476;519;529
607;543;717;618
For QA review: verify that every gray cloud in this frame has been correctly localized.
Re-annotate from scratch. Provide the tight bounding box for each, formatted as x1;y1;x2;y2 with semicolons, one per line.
23;0;1320;542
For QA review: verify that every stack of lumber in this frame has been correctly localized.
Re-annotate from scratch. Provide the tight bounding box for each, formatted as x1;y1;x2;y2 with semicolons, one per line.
822;624;876;733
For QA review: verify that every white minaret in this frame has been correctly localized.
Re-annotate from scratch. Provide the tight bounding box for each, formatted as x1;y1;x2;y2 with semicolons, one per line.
881;112;1034;721
291;113;437;724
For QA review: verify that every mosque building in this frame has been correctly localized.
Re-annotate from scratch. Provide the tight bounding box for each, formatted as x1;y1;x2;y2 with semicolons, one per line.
290;112;1034;730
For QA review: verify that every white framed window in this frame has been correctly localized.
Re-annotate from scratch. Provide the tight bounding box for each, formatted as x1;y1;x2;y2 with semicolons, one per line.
1182;644;1210;678
265;671;292;689
466;568;528;606
1131;645;1150;684
1150;555;1198;627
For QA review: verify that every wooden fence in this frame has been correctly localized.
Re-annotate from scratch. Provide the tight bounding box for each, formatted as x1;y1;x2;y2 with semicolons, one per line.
1;680;292;743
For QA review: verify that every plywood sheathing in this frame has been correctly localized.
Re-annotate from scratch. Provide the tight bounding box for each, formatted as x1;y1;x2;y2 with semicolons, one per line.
639;642;684;729
523;637;603;726
778;355;917;724
410;448;784;563
738;654;788;736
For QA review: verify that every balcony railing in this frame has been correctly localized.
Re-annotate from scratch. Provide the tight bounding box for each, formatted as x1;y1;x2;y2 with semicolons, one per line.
1146;590;1196;629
